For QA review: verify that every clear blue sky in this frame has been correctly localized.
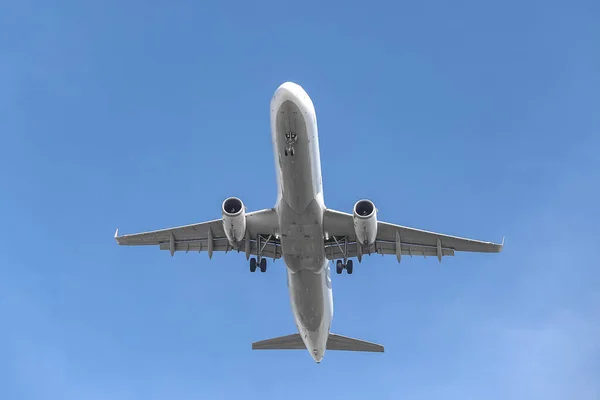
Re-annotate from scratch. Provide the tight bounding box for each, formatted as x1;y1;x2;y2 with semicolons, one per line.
1;0;599;399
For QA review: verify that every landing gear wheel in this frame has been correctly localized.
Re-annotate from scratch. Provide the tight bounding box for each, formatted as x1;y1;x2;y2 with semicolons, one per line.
260;258;267;273
346;260;353;275
290;148;295;156
250;258;257;273
336;260;343;274
284;149;289;156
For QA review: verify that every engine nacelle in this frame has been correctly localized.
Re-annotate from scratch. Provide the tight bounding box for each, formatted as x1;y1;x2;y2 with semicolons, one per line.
221;197;247;245
353;199;378;246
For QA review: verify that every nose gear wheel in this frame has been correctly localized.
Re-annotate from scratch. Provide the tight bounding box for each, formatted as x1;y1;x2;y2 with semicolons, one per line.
284;131;297;156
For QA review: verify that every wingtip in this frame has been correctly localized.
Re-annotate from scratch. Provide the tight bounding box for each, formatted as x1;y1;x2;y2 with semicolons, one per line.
497;236;505;252
114;228;120;244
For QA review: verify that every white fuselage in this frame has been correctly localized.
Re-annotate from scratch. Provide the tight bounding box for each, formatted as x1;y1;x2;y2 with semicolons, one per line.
270;82;333;363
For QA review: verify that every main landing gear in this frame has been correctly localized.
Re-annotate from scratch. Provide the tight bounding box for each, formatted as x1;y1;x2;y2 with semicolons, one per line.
331;235;354;275
250;257;267;273
336;259;353;275
249;234;272;273
284;131;297;157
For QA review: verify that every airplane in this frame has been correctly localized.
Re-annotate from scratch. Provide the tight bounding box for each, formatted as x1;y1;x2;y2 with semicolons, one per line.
114;81;504;363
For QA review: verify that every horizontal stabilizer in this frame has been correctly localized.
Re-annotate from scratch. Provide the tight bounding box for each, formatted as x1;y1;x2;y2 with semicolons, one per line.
327;333;384;352
251;333;384;353
252;333;306;350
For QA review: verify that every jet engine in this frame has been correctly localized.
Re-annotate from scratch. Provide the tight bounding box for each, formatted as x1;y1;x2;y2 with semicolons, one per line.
221;197;247;246
353;199;378;246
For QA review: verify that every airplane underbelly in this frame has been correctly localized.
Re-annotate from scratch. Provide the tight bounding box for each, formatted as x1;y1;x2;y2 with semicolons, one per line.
278;197;325;273
281;226;324;272
274;100;318;213
288;265;332;338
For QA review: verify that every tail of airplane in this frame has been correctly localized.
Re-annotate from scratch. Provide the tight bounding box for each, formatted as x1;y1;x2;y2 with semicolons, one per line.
252;333;384;352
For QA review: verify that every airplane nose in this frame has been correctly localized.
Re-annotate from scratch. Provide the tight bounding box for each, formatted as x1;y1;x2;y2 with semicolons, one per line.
271;81;315;116
276;81;301;92
273;81;308;101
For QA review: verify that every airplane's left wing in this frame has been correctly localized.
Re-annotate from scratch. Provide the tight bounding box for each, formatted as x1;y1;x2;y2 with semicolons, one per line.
323;208;503;263
115;208;282;259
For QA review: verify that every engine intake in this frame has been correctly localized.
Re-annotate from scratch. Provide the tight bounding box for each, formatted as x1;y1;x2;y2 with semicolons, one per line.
353;199;378;246
222;197;246;245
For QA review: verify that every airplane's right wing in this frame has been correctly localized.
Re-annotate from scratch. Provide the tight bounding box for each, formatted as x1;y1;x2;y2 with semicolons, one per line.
115;208;282;259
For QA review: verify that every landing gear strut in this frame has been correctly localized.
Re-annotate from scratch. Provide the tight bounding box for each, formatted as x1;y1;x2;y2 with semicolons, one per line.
249;234;272;273
332;235;354;275
284;131;297;156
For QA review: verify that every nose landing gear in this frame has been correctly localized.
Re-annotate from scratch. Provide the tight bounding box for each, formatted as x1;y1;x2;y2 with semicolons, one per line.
284;131;297;156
